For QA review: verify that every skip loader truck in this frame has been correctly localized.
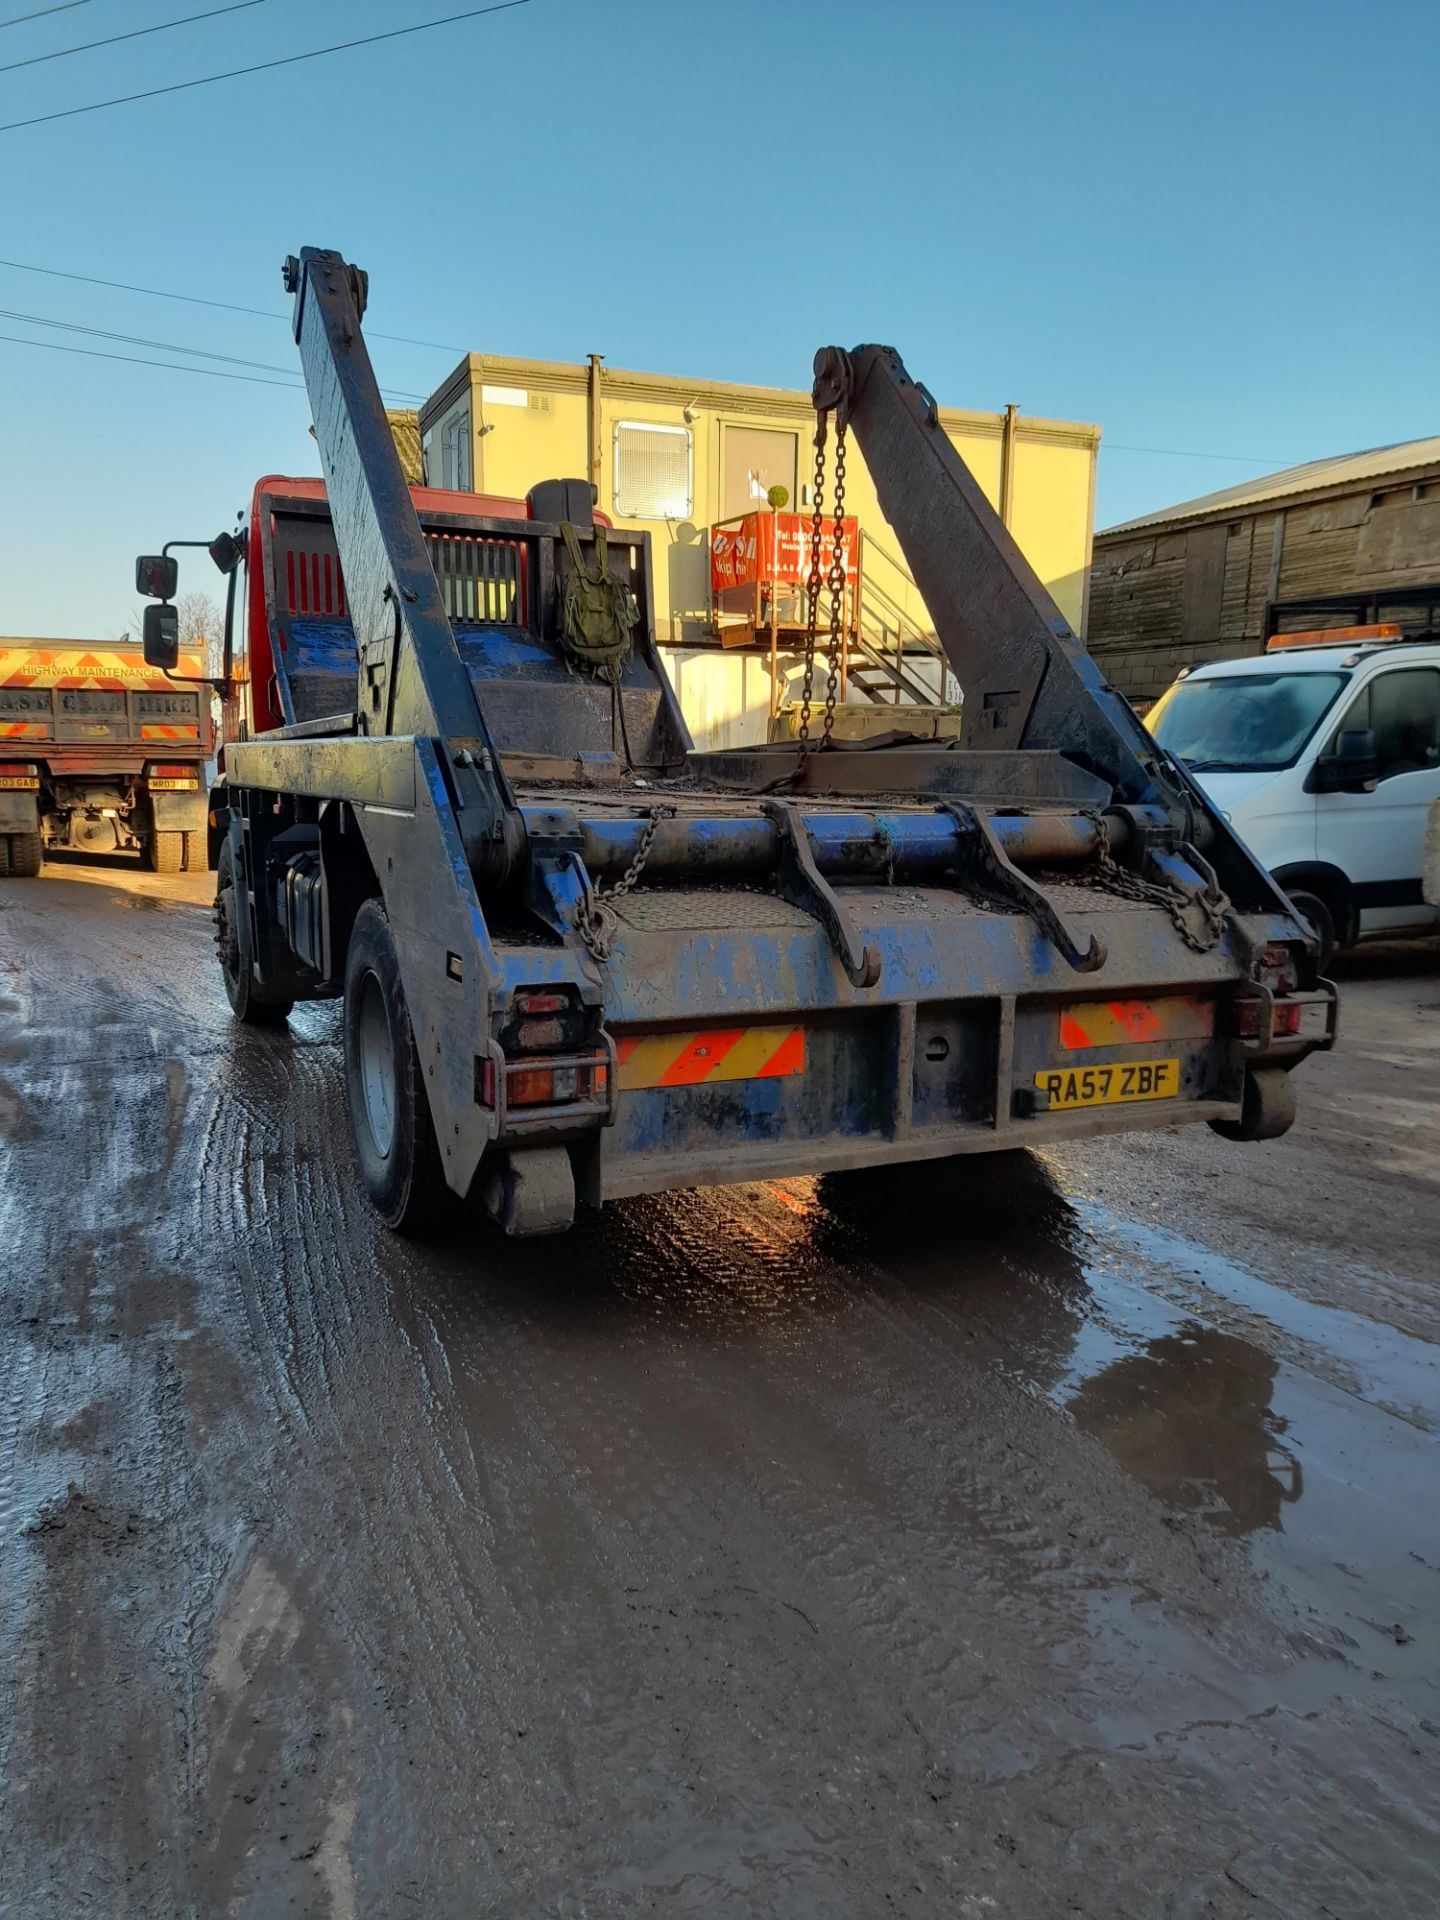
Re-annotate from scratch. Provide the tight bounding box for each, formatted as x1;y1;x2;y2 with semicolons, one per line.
136;248;1336;1236
0;638;211;873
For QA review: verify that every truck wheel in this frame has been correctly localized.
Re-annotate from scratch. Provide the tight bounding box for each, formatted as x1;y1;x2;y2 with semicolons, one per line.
0;837;10;878
343;898;445;1233
148;831;185;874
214;838;292;1025
181;829;202;872
9;832;42;878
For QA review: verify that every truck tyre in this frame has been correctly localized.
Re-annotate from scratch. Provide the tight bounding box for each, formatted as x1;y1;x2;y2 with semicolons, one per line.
0;837;10;878
214;837;293;1025
9;832;42;878
343;898;445;1233
148;831;185;874
182;829;203;872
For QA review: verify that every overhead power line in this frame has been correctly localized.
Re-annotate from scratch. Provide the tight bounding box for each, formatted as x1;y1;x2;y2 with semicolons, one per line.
0;0;531;131
1107;444;1295;466
0;329;424;404
0;256;468;354
0;0;93;29
0;0;263;74
0;301;429;397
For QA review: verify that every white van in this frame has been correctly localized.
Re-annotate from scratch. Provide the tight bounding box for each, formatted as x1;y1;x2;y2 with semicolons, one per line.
1147;629;1440;965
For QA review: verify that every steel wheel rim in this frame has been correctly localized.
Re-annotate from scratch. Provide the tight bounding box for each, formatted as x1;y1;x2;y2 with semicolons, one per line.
357;971;397;1160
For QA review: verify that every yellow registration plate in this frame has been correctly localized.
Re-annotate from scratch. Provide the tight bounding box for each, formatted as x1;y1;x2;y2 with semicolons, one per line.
147;778;198;790
1036;1057;1179;1111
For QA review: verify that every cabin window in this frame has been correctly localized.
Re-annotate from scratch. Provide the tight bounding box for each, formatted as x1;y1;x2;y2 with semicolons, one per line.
614;421;693;520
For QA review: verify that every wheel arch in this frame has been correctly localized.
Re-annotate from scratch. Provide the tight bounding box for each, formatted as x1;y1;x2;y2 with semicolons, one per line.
1270;861;1358;949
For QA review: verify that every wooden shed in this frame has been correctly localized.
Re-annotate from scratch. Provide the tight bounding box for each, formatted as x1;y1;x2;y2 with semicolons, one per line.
1087;437;1440;702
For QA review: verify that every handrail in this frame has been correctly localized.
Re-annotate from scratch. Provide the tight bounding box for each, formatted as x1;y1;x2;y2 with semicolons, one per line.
848;633;941;706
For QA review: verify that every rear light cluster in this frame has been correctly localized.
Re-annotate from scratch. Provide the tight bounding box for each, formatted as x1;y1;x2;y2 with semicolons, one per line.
146;762;199;787
478;986;608;1114
0;762;39;790
1233;999;1304;1039
477;1052;608;1111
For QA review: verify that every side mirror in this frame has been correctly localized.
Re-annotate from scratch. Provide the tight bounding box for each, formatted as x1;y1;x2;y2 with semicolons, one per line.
136;554;178;599
208;530;245;575
1312;726;1379;793
143;603;180;671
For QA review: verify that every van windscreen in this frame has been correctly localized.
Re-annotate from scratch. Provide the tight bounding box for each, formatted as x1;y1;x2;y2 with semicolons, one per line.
1148;671;1348;772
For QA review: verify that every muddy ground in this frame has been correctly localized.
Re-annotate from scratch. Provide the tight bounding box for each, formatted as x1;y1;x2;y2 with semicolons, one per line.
1;855;1437;1919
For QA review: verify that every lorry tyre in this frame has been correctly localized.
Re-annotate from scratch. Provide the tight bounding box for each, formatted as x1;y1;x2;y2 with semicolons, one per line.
0;837;10;878
214;838;293;1025
182;829;202;871
148;831;185;874
1285;888;1335;971
9;832;42;878
343;898;445;1233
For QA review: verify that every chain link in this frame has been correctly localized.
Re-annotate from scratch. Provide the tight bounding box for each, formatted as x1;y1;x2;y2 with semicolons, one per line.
794;417;829;777
1087;813;1230;954
821;419;847;751
573;804;676;962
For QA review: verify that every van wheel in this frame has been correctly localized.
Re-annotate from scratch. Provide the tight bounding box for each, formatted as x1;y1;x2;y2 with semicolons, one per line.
343;898;445;1233
9;832;42;878
1285;889;1336;971
214;838;292;1025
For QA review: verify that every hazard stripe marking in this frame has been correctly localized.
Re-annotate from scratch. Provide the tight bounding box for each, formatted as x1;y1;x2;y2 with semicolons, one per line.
615;1026;806;1092
1060;996;1214;1050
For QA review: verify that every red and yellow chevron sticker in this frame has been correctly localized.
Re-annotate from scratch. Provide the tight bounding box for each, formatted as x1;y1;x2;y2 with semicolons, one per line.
615;1025;805;1092
1059;996;1214;1050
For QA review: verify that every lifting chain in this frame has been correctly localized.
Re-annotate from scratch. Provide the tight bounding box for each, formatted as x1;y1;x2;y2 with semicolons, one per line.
794;407;849;778
1086;813;1231;955
572;804;676;962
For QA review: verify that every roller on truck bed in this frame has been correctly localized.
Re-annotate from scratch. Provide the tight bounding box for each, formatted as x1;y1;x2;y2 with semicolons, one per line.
0;638;210;875
136;247;1336;1235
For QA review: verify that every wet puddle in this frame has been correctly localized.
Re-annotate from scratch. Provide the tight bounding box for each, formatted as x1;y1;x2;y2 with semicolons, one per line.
1055;1215;1440;1698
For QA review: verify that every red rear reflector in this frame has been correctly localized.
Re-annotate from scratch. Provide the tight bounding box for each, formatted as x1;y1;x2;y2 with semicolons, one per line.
148;762;196;780
516;990;567;1014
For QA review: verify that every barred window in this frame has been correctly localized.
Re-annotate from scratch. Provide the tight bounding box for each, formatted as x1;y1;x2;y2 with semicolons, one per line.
614;420;692;519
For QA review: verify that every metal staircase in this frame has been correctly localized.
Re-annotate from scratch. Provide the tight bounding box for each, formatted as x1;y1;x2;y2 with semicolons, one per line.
846;530;958;709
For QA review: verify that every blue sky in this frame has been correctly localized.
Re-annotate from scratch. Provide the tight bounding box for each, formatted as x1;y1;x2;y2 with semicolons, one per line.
2;0;1435;638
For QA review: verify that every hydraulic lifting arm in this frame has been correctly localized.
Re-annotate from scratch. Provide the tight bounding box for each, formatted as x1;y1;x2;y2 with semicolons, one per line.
811;346;1178;817
283;248;525;886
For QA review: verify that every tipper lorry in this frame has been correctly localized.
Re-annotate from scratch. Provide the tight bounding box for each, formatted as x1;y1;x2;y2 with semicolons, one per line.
136;248;1337;1236
0;638;211;874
